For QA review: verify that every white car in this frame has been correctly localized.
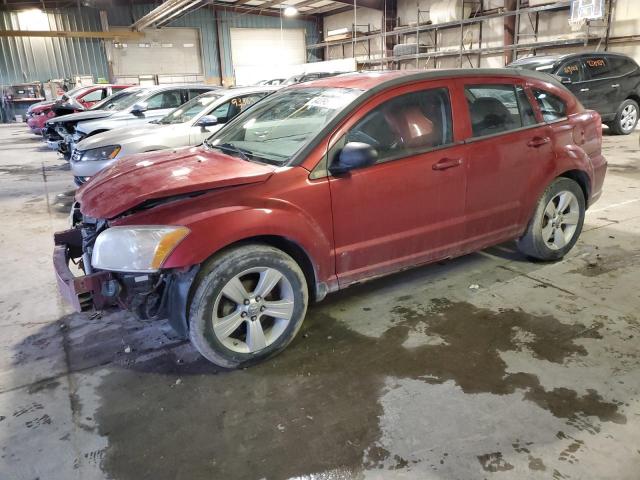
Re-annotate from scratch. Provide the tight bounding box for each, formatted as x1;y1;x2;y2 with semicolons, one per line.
70;85;279;185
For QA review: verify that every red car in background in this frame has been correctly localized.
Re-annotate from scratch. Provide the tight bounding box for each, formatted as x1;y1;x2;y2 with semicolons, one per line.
54;69;606;368
26;84;130;135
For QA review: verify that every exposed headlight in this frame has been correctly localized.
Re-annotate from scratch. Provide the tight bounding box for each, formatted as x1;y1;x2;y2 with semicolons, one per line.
78;145;121;162
92;226;190;273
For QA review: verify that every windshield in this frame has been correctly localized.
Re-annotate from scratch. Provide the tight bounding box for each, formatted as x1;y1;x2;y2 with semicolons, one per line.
158;92;223;125
205;87;363;165
60;86;84;102
90;88;146;111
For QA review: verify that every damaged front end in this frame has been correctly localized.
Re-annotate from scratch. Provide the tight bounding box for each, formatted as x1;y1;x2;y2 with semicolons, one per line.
53;212;198;338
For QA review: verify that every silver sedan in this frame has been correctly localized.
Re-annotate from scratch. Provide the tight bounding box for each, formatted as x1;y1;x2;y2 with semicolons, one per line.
70;85;279;185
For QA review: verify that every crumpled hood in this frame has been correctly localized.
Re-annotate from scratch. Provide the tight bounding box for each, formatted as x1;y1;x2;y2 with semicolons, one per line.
77;146;276;219
76;123;165;151
46;109;113;126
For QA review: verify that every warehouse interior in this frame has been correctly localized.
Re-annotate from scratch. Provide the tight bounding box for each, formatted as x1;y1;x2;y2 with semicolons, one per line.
1;0;640;479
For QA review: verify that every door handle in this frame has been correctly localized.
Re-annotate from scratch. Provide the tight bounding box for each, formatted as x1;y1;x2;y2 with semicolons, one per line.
611;84;620;88
432;158;463;170
527;136;551;148
580;88;590;92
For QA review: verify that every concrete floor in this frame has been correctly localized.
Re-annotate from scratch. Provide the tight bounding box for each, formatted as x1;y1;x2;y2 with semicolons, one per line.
1;123;639;480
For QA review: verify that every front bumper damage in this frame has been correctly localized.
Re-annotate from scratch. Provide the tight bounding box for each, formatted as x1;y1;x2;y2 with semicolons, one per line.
53;227;198;338
53;228;114;311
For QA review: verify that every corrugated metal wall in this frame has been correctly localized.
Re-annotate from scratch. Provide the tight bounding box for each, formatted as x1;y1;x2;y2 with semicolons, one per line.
0;8;108;85
0;3;321;86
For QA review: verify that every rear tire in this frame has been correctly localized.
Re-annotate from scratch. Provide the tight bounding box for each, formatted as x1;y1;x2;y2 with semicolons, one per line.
189;244;308;369
610;99;639;135
517;178;585;261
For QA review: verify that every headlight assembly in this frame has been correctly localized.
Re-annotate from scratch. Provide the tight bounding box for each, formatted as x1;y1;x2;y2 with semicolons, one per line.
91;226;190;273
78;145;121;162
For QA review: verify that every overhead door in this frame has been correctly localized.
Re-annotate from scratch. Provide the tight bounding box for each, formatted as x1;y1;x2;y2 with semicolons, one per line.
110;27;203;80
230;27;306;85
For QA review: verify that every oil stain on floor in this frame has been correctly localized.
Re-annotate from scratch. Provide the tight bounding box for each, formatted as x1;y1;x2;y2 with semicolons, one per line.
91;298;626;480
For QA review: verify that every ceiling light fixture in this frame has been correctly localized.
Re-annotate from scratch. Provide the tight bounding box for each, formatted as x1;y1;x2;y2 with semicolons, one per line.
283;6;298;17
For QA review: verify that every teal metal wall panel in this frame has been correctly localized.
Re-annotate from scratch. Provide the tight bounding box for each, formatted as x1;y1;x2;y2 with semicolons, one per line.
0;7;108;85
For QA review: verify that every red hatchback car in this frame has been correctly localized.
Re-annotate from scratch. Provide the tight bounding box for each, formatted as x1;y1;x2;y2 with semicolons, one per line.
26;84;129;135
54;69;606;368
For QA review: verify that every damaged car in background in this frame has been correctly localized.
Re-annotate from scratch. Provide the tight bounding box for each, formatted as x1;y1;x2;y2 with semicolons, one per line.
70;85;278;185
26;84;130;135
43;86;147;157
44;84;216;159
54;69;606;369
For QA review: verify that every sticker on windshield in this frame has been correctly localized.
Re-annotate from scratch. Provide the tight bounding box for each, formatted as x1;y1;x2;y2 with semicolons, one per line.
306;93;356;110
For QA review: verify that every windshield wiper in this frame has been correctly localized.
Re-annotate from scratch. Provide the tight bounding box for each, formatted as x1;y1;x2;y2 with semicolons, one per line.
211;142;251;161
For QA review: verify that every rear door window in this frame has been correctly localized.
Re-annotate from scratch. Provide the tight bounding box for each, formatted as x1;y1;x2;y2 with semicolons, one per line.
583;57;611;80
145;90;184;110
344;87;453;164
465;84;526;137
557;60;583;83
532;89;567;122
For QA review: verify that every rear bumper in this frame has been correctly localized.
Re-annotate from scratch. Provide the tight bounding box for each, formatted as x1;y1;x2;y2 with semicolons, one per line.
53;228;114;312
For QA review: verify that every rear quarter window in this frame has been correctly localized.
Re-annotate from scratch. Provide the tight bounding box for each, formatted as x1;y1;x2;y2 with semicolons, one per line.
609;57;638;76
532;89;567;122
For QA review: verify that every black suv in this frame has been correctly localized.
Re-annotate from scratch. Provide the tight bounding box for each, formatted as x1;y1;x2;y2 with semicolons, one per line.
508;52;640;135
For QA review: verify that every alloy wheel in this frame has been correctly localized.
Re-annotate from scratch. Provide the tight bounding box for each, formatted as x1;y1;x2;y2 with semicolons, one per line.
621;104;638;133
541;191;580;250
212;267;295;353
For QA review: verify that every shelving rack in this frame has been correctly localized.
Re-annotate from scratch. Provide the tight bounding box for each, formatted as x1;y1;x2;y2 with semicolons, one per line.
309;0;614;69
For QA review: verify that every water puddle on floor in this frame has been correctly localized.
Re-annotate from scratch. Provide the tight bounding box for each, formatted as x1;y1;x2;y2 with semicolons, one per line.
82;298;625;479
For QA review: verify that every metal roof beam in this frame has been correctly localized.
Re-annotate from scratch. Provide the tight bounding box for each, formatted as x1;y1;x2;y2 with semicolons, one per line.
0;29;143;39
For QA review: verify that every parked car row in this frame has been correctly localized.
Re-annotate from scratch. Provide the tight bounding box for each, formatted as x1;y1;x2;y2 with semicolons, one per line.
53;66;607;368
70;85;279;184
42;84;216;161
255;71;343;87
26;84;131;135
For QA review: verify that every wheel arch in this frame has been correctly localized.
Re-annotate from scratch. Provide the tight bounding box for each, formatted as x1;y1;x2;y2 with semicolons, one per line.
625;93;640;105
225;235;321;302
558;169;590;206
188;234;324;309
168;234;325;340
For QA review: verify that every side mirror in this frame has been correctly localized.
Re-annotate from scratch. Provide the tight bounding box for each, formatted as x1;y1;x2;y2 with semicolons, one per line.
329;142;378;175
196;114;218;127
131;103;148;116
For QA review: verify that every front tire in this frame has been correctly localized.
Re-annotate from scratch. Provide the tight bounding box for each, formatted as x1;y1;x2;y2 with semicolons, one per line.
517;178;585;261
189;244;308;369
610;99;639;135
